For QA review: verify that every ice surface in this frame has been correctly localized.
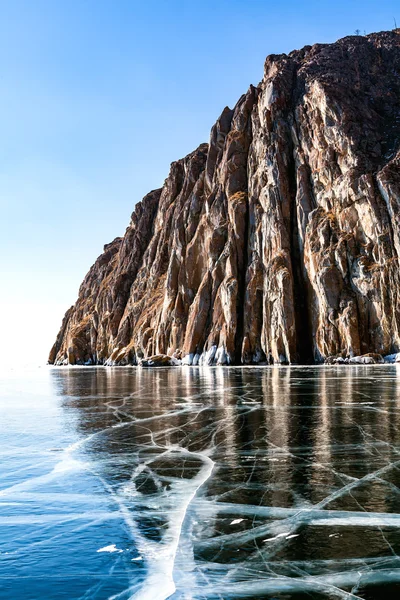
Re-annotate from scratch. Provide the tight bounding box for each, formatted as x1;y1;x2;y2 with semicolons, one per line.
2;366;400;599
97;544;123;553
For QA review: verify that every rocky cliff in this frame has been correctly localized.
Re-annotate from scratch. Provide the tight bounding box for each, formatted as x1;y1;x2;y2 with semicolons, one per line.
49;30;400;366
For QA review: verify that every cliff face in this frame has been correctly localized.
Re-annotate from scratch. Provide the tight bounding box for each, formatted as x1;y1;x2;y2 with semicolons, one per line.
49;30;400;366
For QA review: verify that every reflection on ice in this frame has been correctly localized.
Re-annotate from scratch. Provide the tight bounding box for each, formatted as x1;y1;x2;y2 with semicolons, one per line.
2;366;400;599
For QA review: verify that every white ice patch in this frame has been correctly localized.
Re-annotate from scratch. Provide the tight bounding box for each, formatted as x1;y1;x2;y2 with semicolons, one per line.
230;518;244;525
199;345;217;366
215;345;228;365
97;544;123;553
383;352;400;363
181;354;194;366
262;532;291;542
53;457;84;473
126;448;215;600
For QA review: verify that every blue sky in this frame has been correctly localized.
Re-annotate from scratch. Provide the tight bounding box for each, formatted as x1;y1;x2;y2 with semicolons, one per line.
0;0;398;366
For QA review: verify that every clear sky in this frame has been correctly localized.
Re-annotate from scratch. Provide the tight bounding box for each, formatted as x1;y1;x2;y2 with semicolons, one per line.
0;0;398;368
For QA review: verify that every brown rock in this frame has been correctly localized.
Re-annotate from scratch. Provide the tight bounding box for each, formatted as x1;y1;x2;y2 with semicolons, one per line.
49;30;400;366
139;354;179;367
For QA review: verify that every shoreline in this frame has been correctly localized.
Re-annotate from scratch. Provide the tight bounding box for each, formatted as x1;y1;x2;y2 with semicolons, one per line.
47;362;400;369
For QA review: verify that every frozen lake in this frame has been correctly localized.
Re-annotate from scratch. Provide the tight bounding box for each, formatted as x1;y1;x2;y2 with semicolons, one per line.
1;366;400;599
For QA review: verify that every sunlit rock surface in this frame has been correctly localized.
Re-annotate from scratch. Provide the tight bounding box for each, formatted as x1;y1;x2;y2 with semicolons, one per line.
50;30;400;366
